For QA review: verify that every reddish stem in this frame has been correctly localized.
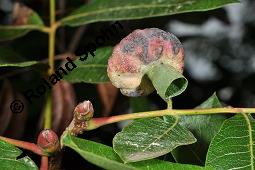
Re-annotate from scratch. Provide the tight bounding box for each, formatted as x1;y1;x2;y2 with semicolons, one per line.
40;156;49;170
0;136;48;156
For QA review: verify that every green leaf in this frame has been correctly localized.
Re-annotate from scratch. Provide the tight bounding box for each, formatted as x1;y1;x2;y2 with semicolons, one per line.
60;0;239;27
0;139;38;170
206;114;255;170
61;133;207;170
113;116;196;163
172;93;226;165
0;157;38;170
0;61;39;67
63;47;112;83
0;5;44;41
0;47;40;67
0;139;22;159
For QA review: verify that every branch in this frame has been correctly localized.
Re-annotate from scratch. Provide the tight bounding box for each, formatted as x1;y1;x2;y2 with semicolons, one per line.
48;0;58;75
45;0;58;129
0;136;48;156
86;107;255;130
40;156;49;170
44;95;52;129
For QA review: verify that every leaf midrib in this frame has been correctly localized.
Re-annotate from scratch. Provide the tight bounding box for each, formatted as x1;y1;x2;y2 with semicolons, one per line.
242;114;254;170
0;61;38;67
142;117;179;152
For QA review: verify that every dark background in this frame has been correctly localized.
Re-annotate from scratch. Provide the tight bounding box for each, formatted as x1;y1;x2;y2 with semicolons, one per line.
1;0;255;169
